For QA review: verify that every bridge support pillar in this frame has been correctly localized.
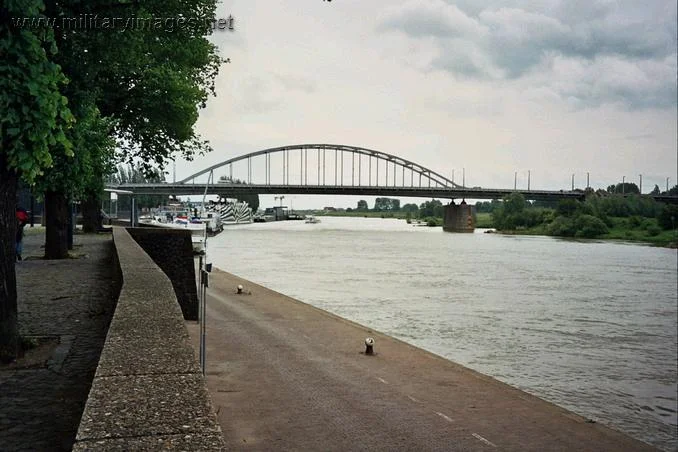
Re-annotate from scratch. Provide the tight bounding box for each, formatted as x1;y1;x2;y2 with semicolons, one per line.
443;201;475;233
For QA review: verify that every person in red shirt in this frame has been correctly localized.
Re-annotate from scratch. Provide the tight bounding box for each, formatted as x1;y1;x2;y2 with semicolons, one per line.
16;208;28;261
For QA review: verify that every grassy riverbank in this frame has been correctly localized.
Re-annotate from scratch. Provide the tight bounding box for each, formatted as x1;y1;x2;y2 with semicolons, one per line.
484;215;677;247
316;210;677;247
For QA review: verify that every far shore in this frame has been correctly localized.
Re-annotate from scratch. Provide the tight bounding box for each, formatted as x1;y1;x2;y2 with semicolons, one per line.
310;211;678;248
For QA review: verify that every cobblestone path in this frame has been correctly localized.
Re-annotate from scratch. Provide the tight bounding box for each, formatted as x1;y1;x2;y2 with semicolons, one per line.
0;231;116;451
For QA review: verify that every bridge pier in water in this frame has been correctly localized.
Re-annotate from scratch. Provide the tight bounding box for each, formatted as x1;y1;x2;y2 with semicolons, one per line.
443;201;475;233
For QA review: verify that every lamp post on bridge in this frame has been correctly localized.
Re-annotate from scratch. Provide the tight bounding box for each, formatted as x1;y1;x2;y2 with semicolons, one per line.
587;172;590;189
527;170;531;191
622;176;625;195
571;173;575;191
639;174;642;194
666;177;670;193
514;171;517;190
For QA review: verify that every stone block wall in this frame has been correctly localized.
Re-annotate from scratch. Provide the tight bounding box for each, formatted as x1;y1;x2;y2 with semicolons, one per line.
72;227;224;450
127;227;198;320
443;202;476;232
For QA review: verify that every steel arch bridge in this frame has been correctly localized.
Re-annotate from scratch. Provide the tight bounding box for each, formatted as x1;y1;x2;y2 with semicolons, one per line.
179;144;464;189
110;143;593;201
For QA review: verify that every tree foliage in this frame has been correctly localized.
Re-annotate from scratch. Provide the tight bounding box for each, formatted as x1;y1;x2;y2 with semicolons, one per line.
374;197;400;211
42;0;222;175
108;164;167;210
356;200;368;211
401;203;419;214
606;182;640;194
418;199;444;218
2;0;74;182
1;0;74;361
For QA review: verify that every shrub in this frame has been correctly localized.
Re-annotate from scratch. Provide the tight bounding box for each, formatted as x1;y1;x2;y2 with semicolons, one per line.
548;216;576;237
646;225;662;237
556;199;580;217
574;214;609;238
658;204;678;230
628;215;642;227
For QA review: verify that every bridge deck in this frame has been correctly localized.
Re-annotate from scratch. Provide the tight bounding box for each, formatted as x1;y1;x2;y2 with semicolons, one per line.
110;183;589;201
188;269;656;451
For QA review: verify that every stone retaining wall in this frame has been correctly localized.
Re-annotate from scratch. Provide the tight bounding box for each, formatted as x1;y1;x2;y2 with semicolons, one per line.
127;227;199;320
72;227;225;450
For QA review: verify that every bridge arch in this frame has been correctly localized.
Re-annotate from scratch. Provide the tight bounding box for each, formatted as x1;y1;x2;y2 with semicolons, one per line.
178;144;463;189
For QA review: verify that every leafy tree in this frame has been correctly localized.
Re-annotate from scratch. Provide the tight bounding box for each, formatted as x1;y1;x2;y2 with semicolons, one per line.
573;215;608;238
35;101;116;256
1;0;74;362
650;185;661;195
666;185;678;196
356;200;368;211
38;0;222;256
547;216;576;237
374;197;400;211
607;182;640;195
418;199;443;218
401;203;419;214
556;199;580;217
108;164;167;211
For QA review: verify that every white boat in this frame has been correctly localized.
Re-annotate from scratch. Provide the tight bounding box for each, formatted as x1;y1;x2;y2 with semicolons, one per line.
140;214;207;254
305;215;321;224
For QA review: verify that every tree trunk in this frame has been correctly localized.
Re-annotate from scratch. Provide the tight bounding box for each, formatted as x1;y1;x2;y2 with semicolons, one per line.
0;154;19;363
44;191;69;259
81;193;101;233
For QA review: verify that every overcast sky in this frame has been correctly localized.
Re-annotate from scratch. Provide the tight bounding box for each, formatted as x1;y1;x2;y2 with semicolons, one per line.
177;0;677;209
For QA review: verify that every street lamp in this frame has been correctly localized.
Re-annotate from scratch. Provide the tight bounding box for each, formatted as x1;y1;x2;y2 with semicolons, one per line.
514;171;517;190
528;170;531;190
571;173;575;191
622;176;625;195
587;172;590;189
667;177;671;193
639;174;642;194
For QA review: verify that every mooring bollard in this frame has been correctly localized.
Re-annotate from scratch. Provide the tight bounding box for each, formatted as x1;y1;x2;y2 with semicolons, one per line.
237;284;243;294
365;337;375;355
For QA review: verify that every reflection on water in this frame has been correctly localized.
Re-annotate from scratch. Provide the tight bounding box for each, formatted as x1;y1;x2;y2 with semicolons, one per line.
209;217;678;451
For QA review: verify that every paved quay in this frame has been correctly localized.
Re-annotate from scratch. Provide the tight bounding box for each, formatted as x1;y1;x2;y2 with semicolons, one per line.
190;268;658;452
0;230;116;451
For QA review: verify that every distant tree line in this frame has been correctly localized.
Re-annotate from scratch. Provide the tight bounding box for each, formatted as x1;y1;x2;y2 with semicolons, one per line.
107;164;168;210
354;198;445;219
490;188;678;238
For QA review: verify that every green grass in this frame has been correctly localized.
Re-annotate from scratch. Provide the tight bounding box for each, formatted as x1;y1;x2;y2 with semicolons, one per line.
600;217;677;246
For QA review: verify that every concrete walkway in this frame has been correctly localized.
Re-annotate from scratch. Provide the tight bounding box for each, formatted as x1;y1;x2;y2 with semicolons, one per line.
0;230;116;451
190;268;657;451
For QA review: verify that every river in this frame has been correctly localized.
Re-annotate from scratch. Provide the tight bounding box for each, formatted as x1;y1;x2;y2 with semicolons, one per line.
207;216;677;451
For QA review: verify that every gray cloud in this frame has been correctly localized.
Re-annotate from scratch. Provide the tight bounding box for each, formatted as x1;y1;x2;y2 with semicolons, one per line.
377;0;677;108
